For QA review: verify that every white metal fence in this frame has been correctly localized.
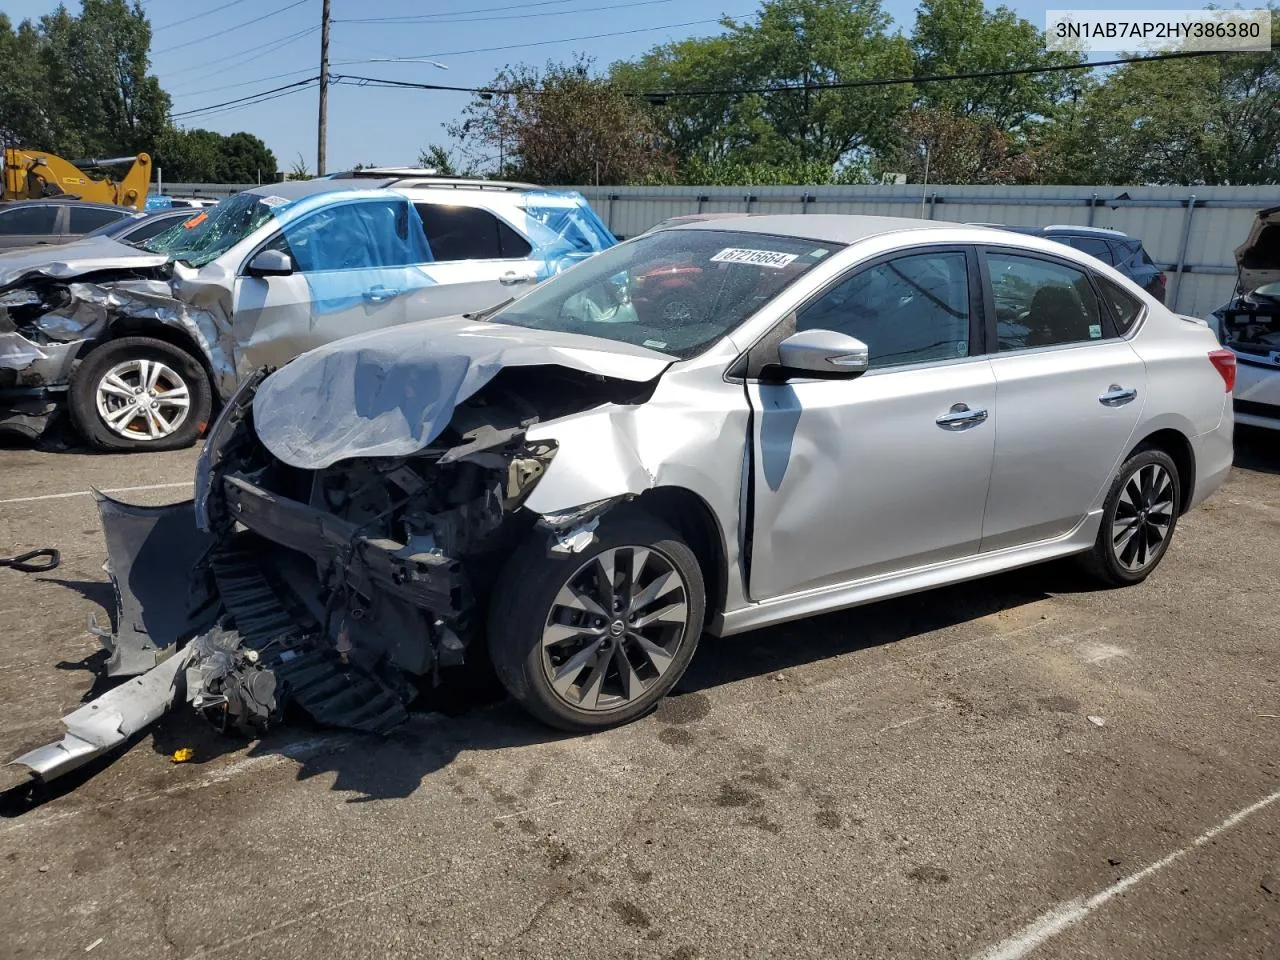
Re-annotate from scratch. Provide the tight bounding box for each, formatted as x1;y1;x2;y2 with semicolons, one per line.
163;181;1280;318
568;183;1280;318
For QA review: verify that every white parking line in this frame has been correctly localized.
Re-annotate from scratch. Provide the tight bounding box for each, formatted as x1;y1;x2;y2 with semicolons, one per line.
970;787;1280;960
0;481;192;505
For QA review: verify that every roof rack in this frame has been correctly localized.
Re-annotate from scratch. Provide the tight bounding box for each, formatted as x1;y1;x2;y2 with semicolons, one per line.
391;177;544;192
1043;224;1128;237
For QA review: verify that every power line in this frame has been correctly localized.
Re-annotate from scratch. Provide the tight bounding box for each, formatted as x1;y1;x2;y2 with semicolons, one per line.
171;77;320;120
335;0;682;26
153;0;311;56
330;48;1247;102
400;17;740;60
333;0;603;25
152;0;258;32
164;26;318;84
638;49;1239;98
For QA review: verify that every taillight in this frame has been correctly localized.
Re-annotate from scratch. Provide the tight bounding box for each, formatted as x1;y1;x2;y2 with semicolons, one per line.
1209;349;1236;392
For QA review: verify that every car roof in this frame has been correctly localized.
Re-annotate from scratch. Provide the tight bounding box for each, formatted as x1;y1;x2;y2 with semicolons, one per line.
3;198;123;210
670;213;956;245
243;178;396;201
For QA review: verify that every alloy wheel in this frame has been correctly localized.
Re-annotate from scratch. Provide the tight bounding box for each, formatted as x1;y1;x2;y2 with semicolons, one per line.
94;358;192;441
540;546;690;712
1110;462;1175;573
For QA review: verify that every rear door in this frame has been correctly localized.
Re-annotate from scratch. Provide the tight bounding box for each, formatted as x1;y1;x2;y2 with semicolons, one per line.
68;204;129;238
0;203;64;249
979;248;1147;551
413;202;539;316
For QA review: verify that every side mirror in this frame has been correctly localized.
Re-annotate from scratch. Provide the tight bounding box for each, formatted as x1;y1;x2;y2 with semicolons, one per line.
773;329;869;379
246;248;294;278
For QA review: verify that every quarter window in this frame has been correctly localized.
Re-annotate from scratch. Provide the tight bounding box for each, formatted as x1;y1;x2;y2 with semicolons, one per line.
797;251;971;369
0;204;58;235
1095;274;1144;334
987;252;1106;351
415;203;531;261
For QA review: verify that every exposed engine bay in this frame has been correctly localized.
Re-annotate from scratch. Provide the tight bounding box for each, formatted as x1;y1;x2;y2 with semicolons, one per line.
9;363;656;784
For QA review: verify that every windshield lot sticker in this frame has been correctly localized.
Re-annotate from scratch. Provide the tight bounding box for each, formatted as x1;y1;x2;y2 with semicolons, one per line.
183;211;209;229
710;247;799;269
260;195;289;208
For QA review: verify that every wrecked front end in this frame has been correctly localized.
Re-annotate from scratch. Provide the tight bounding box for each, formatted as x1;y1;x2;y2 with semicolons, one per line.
9;357;654;786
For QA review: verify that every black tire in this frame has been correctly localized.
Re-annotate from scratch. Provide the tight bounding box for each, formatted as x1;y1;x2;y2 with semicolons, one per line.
1077;447;1181;587
70;336;213;452
488;512;705;732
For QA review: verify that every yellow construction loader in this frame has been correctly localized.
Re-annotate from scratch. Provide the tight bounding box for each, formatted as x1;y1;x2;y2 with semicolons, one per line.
2;148;151;209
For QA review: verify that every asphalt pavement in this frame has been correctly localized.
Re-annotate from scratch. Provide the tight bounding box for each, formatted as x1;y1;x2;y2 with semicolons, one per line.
0;433;1277;960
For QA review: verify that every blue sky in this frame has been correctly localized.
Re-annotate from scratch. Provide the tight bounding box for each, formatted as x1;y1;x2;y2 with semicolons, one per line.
4;0;1200;174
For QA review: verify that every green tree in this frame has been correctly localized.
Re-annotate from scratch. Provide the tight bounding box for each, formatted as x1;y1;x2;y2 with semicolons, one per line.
874;106;1040;185
449;58;673;184
417;143;473;176
154;129;276;183
910;0;1084;131
612;0;912;173
1038;20;1280;185
38;0;170;158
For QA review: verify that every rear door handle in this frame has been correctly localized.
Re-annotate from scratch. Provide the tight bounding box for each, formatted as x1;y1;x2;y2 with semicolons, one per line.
500;271;533;286
363;285;399;303
936;403;989;430
1098;385;1138;407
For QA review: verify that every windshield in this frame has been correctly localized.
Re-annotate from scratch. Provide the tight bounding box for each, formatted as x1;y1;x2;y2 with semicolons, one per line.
140;192;275;267
492;229;838;359
84;215;144;239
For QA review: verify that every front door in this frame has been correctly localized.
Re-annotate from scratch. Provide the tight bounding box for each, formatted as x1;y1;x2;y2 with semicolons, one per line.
232;196;432;367
747;247;997;601
979;249;1147;550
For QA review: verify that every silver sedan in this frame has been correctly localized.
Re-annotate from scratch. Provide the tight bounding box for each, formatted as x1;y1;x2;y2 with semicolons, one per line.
14;215;1237;784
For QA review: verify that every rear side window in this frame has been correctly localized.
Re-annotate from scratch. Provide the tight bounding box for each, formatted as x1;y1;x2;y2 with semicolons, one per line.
1063;236;1114;264
986;252;1107;350
69;206;126;233
798;251;971;368
0;204;58;235
1094;274;1144;334
415;204;531;261
124;215;190;242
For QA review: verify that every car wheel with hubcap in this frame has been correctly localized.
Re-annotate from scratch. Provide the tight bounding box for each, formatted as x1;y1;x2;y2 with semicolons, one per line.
488;513;705;731
1078;447;1181;587
70;336;213;451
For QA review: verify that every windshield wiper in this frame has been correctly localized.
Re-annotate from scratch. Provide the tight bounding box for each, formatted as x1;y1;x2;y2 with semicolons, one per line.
464;297;515;321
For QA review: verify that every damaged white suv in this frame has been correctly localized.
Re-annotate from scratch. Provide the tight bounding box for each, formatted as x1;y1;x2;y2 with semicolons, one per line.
0;173;615;449
12;215;1234;787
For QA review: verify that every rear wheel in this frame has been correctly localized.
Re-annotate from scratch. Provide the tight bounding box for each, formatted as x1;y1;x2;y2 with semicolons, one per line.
488;513;705;731
70;336;212;451
1078;447;1181;586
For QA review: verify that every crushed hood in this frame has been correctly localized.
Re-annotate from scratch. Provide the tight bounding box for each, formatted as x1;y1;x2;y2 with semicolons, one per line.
1236;205;1280;293
252;315;674;469
0;235;170;288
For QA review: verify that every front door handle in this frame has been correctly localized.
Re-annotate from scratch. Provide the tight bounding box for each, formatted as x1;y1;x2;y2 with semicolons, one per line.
1098;385;1138;407
936;403;989;430
363;285;399;303
500;271;533;286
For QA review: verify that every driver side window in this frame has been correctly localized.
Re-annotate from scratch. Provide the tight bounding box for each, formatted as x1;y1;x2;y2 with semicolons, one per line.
796;251;971;369
278;199;423;273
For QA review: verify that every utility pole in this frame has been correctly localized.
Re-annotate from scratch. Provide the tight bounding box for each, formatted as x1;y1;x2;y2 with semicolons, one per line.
317;0;331;176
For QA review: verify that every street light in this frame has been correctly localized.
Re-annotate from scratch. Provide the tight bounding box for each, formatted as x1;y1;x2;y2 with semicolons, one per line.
366;58;449;70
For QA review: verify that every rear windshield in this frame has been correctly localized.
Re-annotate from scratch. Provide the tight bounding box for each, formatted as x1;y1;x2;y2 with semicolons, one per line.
493;229;839;359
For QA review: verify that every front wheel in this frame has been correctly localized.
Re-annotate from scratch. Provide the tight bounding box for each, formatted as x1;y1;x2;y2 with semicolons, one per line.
70;336;213;451
1078;447;1181;587
488;513;705;731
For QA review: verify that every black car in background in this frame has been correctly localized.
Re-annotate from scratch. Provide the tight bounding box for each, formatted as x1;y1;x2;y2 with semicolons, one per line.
1001;225;1167;302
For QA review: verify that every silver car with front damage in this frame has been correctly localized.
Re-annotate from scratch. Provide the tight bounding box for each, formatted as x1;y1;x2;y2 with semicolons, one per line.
11;215;1235;786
